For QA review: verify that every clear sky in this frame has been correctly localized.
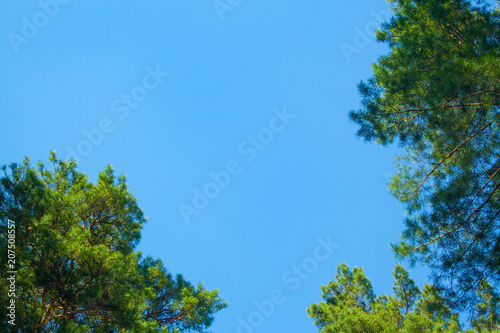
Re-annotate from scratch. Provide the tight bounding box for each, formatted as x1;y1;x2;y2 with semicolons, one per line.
1;1;429;332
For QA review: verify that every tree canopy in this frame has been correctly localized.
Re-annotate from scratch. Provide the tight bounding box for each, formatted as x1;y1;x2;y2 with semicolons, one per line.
0;152;226;332
308;263;499;332
349;0;500;309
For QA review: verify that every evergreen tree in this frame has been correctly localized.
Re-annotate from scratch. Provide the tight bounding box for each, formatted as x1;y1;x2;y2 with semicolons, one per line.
0;152;226;332
307;263;496;332
349;0;500;308
471;280;500;332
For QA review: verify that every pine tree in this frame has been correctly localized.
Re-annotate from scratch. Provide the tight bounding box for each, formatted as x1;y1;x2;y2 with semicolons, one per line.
0;152;226;332
349;0;500;308
308;263;479;332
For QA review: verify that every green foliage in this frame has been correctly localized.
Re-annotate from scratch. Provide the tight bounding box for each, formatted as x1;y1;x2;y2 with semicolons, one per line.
349;0;500;308
307;263;500;332
0;152;226;332
471;280;500;331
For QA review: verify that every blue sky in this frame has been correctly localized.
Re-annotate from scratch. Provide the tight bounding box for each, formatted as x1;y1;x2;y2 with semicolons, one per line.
1;1;430;332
